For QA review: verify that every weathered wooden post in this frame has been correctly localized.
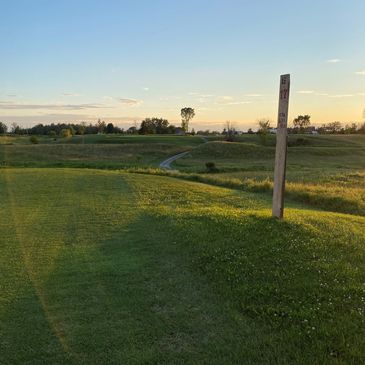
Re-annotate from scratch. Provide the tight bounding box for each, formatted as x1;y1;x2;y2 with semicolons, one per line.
272;74;290;219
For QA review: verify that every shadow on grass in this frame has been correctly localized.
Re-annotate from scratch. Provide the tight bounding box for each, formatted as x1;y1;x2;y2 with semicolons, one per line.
4;208;364;364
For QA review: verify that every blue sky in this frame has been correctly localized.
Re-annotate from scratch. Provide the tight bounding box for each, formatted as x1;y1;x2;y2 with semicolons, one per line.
1;0;364;130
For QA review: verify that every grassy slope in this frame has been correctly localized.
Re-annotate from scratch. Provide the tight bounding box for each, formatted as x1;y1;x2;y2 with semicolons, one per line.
172;136;365;216
0;134;204;146
0;135;204;168
1;169;365;364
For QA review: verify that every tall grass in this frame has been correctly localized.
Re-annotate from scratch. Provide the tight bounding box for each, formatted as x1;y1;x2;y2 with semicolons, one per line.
126;168;365;216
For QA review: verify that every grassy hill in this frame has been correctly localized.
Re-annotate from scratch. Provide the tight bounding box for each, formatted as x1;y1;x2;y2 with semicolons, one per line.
171;136;365;216
1;134;365;364
0;135;204;168
1;168;365;364
0;134;205;146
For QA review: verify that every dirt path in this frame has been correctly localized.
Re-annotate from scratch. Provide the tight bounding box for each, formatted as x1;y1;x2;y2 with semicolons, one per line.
159;151;190;169
159;136;208;170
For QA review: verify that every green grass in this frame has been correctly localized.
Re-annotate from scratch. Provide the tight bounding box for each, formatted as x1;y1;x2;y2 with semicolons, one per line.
170;137;365;216
0;143;189;169
173;140;365;172
0;134;204;146
1;169;365;364
0;134;205;169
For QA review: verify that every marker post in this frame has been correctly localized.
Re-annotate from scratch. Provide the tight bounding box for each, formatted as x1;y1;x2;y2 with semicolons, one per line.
272;74;290;219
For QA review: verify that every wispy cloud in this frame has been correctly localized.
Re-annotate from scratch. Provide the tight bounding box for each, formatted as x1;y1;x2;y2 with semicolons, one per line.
355;70;365;75
220;96;234;101
296;91;359;98
189;92;214;98
0;114;144;126
142;87;149;91
326;59;341;63
118;98;143;106
328;94;354;98
0;101;105;110
62;92;81;97
215;95;253;106
225;101;253;105
245;94;263;97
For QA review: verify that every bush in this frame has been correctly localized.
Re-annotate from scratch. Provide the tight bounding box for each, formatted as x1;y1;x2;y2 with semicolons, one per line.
258;132;268;145
29;136;39;144
205;162;219;173
60;128;72;138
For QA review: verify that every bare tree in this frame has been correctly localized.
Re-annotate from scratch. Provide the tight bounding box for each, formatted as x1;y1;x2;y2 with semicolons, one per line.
224;121;236;142
257;119;271;133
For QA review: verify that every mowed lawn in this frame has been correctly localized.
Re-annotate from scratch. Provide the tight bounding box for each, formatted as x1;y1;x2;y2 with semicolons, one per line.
1;169;365;364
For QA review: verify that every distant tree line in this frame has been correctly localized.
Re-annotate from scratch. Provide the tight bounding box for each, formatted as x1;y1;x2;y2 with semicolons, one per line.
315;121;365;134
0;115;364;136
0;120;127;137
0;117;187;137
257;116;365;135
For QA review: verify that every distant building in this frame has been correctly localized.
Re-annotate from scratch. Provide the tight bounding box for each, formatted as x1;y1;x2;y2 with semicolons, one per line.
268;128;277;134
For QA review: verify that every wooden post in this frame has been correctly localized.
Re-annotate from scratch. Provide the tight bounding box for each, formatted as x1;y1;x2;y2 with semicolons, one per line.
272;74;290;218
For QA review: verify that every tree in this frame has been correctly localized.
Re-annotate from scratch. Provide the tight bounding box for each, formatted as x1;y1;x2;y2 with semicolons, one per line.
358;122;365;134
11;122;21;134
139;119;156;134
258;119;271;133
60;128;72;138
127;126;138;134
292;115;311;133
181;107;195;132
325;121;342;134
106;123;115;134
224;121;236;142
154;118;169;134
344;123;358;134
257;119;271;145
0;122;8;134
97;119;106;133
138;118;170;134
76;123;86;135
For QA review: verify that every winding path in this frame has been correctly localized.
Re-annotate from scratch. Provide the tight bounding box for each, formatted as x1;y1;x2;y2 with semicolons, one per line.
159;151;190;169
159;136;208;170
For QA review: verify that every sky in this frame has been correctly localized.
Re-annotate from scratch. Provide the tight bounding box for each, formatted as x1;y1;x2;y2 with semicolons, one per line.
1;0;365;131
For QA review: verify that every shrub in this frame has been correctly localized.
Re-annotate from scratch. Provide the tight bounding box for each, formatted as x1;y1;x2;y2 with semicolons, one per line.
29;136;39;144
60;128;72;138
205;162;219;173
